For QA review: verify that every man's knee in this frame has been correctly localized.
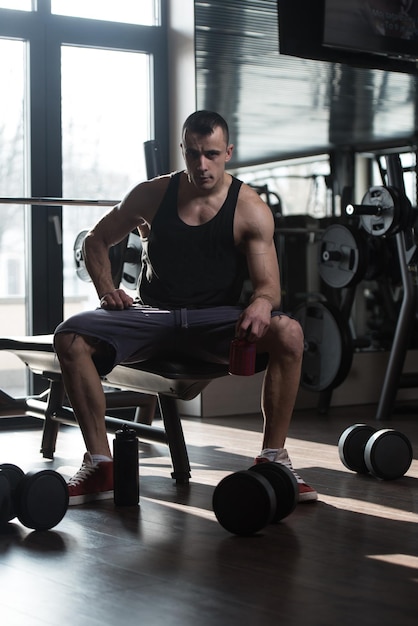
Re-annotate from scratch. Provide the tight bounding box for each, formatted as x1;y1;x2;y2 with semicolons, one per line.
266;315;304;360
54;332;94;360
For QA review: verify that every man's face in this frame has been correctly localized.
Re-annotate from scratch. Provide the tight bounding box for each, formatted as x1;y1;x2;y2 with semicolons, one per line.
181;125;233;191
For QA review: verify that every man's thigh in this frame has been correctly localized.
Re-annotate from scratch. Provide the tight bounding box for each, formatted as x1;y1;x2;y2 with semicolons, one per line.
55;305;244;369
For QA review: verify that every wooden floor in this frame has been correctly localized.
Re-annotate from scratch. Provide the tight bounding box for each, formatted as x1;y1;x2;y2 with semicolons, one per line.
1;403;418;626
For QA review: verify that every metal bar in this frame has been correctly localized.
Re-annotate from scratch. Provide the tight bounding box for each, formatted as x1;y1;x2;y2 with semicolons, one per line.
375;230;416;420
0;197;119;207
25;398;168;443
375;154;416;420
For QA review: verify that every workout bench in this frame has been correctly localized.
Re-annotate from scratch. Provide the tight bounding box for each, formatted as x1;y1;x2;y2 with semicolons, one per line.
0;335;267;483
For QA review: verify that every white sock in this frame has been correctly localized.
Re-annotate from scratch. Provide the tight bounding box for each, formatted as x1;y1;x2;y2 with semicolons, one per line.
90;454;112;464
259;448;280;462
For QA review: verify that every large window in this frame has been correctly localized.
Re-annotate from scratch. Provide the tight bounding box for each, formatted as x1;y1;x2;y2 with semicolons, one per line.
0;1;32;10
0;1;168;395
0;38;28;396
51;0;159;26
61;45;152;317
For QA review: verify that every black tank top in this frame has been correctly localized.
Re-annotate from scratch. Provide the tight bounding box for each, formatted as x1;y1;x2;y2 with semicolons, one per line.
138;171;247;308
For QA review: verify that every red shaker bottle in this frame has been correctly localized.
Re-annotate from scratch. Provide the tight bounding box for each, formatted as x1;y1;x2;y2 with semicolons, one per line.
229;338;256;376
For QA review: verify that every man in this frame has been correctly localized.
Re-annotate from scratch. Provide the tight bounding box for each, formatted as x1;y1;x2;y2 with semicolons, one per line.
54;110;317;505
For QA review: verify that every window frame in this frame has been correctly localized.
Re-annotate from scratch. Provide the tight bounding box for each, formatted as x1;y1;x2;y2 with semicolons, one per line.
0;0;168;336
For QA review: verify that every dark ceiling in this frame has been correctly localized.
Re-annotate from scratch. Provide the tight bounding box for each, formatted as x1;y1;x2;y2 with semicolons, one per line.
195;0;418;169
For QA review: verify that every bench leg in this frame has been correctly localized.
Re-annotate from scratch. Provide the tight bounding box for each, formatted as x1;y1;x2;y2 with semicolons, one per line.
40;379;65;459
133;394;158;425
158;395;191;484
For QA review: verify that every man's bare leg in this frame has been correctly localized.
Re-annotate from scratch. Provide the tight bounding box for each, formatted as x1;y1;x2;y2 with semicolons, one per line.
53;332;112;457
255;316;317;501
257;314;304;449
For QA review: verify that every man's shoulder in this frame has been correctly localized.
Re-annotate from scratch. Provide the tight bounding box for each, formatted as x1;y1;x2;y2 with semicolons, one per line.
234;178;268;207
130;171;179;198
233;179;275;236
120;172;182;219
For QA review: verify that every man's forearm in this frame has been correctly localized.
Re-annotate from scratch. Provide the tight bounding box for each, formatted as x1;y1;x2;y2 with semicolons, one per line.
83;235;116;299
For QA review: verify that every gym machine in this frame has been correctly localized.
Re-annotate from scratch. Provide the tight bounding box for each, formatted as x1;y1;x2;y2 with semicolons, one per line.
293;153;418;419
345;153;418;420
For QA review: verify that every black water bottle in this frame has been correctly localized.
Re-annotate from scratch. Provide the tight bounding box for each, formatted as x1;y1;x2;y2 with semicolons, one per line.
113;425;139;506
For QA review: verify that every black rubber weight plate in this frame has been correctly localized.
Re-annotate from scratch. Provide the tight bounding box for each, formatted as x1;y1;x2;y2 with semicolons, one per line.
0;464;26;522
212;470;276;536
293;301;353;392
248;462;298;522
15;470;69;531
0;463;25;487
338;424;377;474
318;224;366;289
364;429;413;480
0;473;12;525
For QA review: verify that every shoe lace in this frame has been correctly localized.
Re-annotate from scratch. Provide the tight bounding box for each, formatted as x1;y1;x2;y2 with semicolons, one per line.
277;455;304;484
68;462;97;486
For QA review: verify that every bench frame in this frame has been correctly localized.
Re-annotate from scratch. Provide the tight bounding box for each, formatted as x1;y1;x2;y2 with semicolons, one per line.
0;335;234;484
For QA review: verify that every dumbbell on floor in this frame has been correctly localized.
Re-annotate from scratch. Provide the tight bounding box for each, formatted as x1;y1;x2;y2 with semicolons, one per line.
338;424;413;480
0;463;69;531
212;462;299;536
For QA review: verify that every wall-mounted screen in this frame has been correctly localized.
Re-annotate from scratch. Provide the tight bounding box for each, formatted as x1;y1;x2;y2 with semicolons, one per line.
323;0;418;61
278;0;418;74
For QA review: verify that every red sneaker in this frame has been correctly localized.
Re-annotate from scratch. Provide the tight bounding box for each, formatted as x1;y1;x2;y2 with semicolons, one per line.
67;452;114;505
255;450;318;503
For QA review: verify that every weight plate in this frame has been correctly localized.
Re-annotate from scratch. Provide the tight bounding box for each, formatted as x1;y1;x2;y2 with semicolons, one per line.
121;231;142;290
318;224;367;289
338;424;377;474
73;231;130;288
0;464;25;521
248;462;298;522
0;473;12;525
212;470;276;535
0;463;25;487
293;301;353;392
360;186;399;237
364;429;413;480
73;230;91;282
14;470;69;531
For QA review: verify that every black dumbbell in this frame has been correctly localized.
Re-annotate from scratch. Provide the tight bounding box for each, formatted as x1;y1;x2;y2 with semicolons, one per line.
212;462;299;536
338;424;413;480
0;463;69;531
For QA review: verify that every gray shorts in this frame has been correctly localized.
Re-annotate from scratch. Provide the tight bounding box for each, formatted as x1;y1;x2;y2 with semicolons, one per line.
54;304;283;375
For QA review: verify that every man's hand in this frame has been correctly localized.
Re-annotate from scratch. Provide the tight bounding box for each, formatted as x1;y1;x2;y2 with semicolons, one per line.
99;289;134;310
235;297;272;342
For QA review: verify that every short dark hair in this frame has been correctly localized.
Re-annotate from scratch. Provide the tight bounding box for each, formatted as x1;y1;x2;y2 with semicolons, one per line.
182;110;229;145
